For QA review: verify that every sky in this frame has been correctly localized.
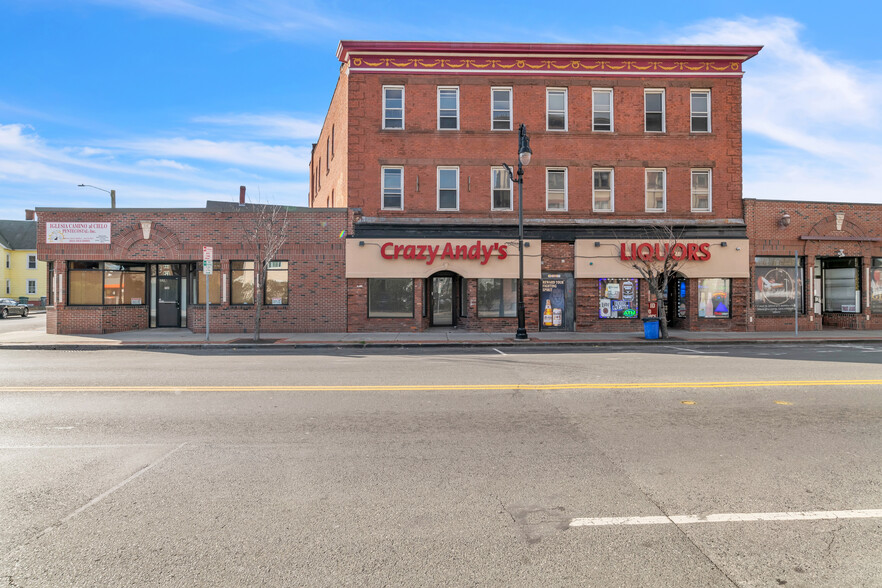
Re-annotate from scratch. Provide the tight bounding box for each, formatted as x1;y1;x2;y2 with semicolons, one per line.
0;0;880;220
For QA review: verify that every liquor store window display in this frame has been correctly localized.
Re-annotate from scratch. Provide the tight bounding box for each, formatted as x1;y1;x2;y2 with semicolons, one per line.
698;278;731;318
598;278;639;319
540;273;574;331
754;256;803;316
871;259;882;314
368;278;414;318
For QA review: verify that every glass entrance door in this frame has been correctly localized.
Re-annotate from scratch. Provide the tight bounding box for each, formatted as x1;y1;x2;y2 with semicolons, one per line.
156;276;180;327
430;275;454;326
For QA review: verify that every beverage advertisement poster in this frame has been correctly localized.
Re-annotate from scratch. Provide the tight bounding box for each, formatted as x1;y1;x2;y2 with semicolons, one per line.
754;264;799;316
598;278;638;319
540;274;567;330
871;260;882;313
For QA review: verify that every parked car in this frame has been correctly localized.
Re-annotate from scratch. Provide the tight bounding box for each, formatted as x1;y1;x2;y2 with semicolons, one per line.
0;298;29;318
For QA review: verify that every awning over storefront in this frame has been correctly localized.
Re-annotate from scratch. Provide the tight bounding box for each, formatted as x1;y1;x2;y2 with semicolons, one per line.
575;239;749;278
345;238;542;278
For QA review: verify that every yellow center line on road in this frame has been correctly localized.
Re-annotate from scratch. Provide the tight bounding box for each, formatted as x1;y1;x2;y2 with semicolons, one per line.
1;380;881;392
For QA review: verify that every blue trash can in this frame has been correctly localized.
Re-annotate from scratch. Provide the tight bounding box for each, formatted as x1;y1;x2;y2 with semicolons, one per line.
642;318;659;340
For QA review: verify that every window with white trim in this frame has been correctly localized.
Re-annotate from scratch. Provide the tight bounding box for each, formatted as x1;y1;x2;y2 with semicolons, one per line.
491;87;512;131
28;254;36;269
691;169;711;211
27;280;36;294
438;87;459;130
491;167;512;210
5;279;9;294
645;169;666;211
383;86;404;129
4;254;8;268
437;167;459;210
546;88;567;131
593;168;614;211
546;168;567;211
691;90;710;133
592;89;613;132
644;89;665;132
381;167;403;210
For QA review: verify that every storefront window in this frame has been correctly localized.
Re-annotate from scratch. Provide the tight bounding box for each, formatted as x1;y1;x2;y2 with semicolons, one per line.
265;261;288;305
68;261;146;306
368;278;413;317
477;278;516;317
872;259;882;314
103;263;146;305
598;278;639;318
822;258;860;313
231;261;255;305
754;256;803;316
698;278;730;318
194;261;221;304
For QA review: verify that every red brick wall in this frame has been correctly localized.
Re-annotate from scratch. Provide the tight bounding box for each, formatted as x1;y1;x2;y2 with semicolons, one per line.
311;71;349;208
36;208;348;334
345;73;743;220
745;199;882;331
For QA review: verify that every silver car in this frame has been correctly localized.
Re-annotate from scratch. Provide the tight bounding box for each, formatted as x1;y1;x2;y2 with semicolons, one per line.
0;298;29;319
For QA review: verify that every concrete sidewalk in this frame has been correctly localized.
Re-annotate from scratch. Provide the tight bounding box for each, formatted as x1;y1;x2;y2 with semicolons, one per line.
1;314;881;349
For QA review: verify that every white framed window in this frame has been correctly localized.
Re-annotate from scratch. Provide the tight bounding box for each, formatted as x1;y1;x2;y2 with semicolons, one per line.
27;279;36;294
592;89;613;132
5;279;9;294
546;168;567;211
381;166;403;210
691;90;711;133
28;254;37;269
593;168;614;211
546;88;567;131
644;89;665;132
438;87;459;130
383;86;404;129
491;167;513;210
437;167;459;210
4;254;8;268
491;87;512;131
691;169;712;212
645;168;666;211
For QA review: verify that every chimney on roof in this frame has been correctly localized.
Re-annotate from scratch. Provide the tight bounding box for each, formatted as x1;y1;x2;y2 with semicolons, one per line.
25;209;35;221
239;185;246;206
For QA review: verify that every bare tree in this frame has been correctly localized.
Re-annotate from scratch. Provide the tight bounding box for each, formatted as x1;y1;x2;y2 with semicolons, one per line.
239;203;290;341
627;224;687;339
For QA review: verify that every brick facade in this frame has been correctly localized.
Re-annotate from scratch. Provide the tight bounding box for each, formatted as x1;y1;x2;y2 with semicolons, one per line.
745;199;882;331
36;204;349;335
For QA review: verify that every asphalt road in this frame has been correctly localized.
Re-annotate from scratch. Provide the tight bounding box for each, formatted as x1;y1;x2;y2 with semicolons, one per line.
1;345;881;587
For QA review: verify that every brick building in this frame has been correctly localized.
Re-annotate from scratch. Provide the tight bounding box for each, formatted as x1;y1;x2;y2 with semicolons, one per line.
745;199;882;332
311;41;762;333
36;191;348;335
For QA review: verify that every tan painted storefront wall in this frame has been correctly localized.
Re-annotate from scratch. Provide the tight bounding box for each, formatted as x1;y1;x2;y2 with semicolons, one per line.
346;238;542;278
574;239;749;278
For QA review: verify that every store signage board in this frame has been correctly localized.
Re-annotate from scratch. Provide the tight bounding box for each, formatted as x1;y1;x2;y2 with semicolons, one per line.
203;246;213;275
46;222;111;244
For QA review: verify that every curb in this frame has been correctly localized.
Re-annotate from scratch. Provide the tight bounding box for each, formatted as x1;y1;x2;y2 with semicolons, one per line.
1;337;880;351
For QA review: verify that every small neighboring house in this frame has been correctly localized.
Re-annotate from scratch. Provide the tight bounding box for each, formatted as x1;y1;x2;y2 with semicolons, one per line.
0;220;45;304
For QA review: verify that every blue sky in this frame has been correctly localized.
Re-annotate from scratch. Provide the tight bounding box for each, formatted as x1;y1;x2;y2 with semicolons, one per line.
0;0;879;219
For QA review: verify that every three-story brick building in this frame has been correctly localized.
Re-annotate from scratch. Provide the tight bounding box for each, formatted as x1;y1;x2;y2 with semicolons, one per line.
311;41;762;333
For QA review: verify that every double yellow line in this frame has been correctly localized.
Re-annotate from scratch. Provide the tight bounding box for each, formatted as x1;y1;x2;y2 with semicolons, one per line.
1;380;881;392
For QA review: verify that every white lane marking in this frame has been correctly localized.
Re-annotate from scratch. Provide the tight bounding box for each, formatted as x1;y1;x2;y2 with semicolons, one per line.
570;509;882;528
38;442;187;536
493;348;507;355
1;444;173;449
667;347;728;355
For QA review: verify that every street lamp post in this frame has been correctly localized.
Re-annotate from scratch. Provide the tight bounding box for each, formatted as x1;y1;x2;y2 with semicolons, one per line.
77;184;116;208
502;123;532;340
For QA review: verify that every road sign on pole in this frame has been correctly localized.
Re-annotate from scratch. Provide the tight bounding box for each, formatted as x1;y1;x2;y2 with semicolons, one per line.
203;247;213;341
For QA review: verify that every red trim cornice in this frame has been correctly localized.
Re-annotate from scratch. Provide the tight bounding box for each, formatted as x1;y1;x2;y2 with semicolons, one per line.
337;40;762;62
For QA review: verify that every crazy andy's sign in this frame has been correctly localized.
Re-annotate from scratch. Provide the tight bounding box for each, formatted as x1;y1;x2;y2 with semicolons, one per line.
46;222;111;244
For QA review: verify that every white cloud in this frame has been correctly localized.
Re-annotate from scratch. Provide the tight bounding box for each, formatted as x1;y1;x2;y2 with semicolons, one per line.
137;158;196;171
117;137;311;172
675;17;882;203
193;113;323;140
